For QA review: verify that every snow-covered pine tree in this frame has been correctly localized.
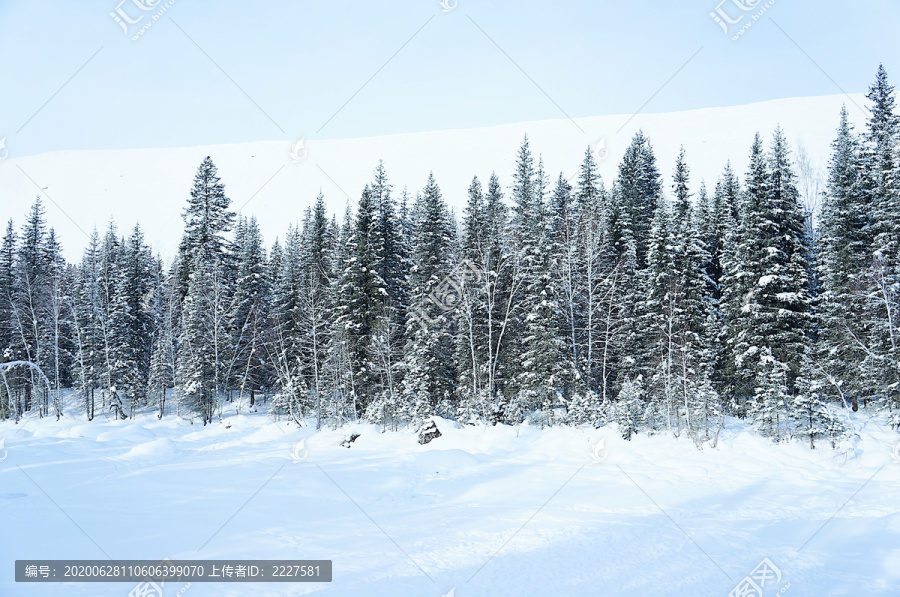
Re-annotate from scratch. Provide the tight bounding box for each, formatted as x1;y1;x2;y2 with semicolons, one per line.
574;149;617;418
701;164;741;399
614;132;663;389
366;165;408;425
44;227;71;419
270;223;307;421
643;197;676;432
518;163;565;426
456;175;487;421
600;181;643;410
670;148;714;441
13;197;60;414
109;224;153;416
456;172;518;424
334;186;386;418
299;195;336;428
617;131;663;271
861;65;900;423
727;130;811;439
176;156;235;298
176;255;220;424
866;65;900;270
147;256;178;418
72;229;104;419
97;221;122;406
0;221;19;418
0;220;17;364
231;215;270;410
548;172;580;401
370;162;408;345
402;173;457;421
816;105;869;408
571;148;605;403
502;139;562;422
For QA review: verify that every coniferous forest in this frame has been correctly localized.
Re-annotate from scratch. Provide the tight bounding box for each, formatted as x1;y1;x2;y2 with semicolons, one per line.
2;66;899;449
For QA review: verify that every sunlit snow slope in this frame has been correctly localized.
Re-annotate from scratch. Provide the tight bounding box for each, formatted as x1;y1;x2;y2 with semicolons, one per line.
0;93;866;259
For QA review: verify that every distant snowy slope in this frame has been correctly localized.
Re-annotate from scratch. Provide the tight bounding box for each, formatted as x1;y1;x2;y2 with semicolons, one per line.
0;93;866;259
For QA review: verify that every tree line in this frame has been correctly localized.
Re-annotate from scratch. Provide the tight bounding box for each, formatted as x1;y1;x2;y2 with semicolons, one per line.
1;66;898;448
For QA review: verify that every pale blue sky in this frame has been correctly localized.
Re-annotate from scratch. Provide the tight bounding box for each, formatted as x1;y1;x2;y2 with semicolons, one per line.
0;0;898;158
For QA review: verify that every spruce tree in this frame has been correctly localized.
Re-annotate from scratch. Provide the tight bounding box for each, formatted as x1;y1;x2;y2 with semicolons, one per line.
177;256;219;424
335;186;386;417
402;173;457;420
110;224;153;415
176;156;235;297
726;130;811;438
231;215;270;405
816;106;869;406
862;65;900;420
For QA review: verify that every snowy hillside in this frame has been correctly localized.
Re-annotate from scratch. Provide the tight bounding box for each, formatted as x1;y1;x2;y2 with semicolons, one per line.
0;93;865;259
2;406;898;596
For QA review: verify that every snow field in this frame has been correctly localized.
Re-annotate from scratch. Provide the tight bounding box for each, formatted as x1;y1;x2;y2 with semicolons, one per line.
1;407;899;596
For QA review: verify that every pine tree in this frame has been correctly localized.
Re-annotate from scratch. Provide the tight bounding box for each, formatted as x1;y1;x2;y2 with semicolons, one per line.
866;65;900;267
726;130;811;438
147;257;177;418
370;162;408;339
670;148;713;440
571;148;605;399
300;195;335;427
458;172;517;423
456;175;487;419
335;186;386;417
177;256;219;424
516;168;564;425
644;198;676;431
0;220;18;362
270;223;307;421
816;105;869;407
861;65;900;421
176;156;235;297
98;221;122;400
16;198;50;370
502;139;560;422
402;173;457;421
110;224;153;415
231;215;270;408
548;172;580;399
72;229;103;419
617;131;663;270
701;164;741;399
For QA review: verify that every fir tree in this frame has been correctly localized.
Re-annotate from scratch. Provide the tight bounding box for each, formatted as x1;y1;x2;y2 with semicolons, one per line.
402;173;457;420
176;156;235;297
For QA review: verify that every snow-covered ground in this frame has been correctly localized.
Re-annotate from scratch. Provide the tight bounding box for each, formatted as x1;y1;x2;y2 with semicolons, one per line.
2;402;899;596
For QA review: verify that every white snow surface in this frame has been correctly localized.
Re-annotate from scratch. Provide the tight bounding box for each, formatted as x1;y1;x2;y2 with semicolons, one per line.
1;403;899;596
0;93;866;260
